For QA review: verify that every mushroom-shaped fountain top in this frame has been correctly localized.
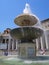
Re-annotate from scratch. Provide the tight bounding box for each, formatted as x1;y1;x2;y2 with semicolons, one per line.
14;3;39;26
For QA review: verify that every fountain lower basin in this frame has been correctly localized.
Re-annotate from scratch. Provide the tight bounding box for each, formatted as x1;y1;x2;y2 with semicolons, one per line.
10;27;43;40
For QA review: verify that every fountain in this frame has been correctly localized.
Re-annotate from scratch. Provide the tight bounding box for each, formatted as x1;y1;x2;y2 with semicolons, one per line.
10;3;43;59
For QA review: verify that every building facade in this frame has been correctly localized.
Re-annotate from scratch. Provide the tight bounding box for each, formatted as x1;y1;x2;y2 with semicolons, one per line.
0;28;17;51
36;18;49;50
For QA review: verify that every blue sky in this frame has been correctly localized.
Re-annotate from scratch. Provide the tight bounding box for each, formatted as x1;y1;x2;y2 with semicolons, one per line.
0;0;49;32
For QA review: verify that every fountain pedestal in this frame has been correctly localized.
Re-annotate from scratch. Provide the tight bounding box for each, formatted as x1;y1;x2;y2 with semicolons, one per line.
18;40;36;58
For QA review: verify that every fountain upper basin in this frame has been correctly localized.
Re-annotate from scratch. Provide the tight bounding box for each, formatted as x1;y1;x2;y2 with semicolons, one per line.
10;27;43;39
14;14;39;26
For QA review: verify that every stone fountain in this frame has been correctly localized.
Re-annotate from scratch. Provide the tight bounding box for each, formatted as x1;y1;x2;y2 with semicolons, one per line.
10;3;43;59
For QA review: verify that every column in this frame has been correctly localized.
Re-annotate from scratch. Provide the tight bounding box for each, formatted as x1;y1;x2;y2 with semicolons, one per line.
5;39;7;50
8;39;11;50
44;31;49;50
5;39;6;43
16;40;18;50
12;39;14;50
40;37;44;50
36;38;39;50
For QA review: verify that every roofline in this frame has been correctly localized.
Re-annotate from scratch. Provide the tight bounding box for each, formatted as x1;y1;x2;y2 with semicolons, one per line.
41;18;49;23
